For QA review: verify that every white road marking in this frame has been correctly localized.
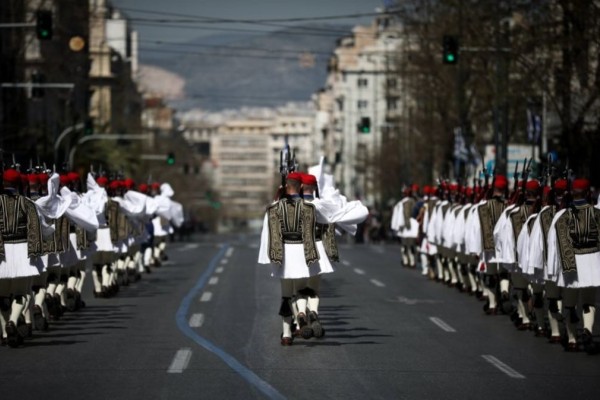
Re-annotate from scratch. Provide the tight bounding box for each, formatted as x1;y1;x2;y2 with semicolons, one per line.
177;243;199;251
226;247;234;257
354;268;365;275
393;296;442;305
208;277;219;285
200;292;213;302
167;348;192;373
429;317;456;332
248;243;258;249
215;266;225;274
220;258;229;265
342;260;351;266
189;313;205;328
370;279;386;287
371;246;385;254
481;355;525;379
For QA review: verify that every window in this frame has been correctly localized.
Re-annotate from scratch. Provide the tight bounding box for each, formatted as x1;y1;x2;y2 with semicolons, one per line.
357;100;368;109
357;78;368;88
387;78;397;89
387;97;398;110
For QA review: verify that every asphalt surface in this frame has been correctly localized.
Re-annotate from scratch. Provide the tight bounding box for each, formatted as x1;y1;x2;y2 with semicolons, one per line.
2;233;600;400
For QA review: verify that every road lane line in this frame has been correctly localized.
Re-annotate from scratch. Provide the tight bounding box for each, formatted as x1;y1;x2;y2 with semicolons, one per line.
199;292;213;302
342;260;351;266
167;348;192;373
220;258;229;265
215;266;225;274
189;313;205;328
226;247;234;257
177;243;199;252
354;268;365;275
370;279;386;287
208;277;219;285
429;317;456;332
481;355;525;379
175;245;286;400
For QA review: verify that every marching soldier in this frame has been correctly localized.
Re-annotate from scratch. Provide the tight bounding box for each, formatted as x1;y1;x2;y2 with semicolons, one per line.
474;175;508;315
547;178;600;353
0;168;45;347
258;172;320;345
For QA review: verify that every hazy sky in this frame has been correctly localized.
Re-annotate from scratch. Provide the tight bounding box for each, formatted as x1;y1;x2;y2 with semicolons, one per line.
111;0;386;42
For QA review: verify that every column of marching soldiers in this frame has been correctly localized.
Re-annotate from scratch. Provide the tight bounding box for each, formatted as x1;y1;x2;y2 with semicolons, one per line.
0;161;183;348
391;162;600;354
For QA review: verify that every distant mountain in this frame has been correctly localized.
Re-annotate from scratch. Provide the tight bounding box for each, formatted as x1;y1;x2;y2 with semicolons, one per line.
139;25;352;111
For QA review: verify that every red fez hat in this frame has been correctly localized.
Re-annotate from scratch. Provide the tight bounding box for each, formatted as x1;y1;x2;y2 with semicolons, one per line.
287;172;303;182
423;185;432;195
301;174;318;186
449;183;459;192
572;178;590;192
28;174;40;184
3;169;20;184
494;175;508;190
151;182;161;190
525;179;540;192
554;179;567;191
109;180;121;190
465;187;473;197
543;186;551;196
411;184;420;193
39;173;49;185
67;172;79;182
138;183;149;193
96;176;109;187
59;174;70;186
123;178;135;189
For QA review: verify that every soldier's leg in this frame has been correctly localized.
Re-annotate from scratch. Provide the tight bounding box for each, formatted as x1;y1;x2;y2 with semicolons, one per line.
436;256;444;281
562;288;580;350
420;252;429;276
280;279;294;345
448;257;458;286
545;281;563;343
400;243;409;266
32;271;49;331
294;278;313;339
512;272;531;329
306;275;324;338
581;287;597;353
7;277;31;347
530;283;546;336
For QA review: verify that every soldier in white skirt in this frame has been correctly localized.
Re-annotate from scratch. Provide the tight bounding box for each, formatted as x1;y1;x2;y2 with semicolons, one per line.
258;171;368;345
547;178;600;353
0;169;46;347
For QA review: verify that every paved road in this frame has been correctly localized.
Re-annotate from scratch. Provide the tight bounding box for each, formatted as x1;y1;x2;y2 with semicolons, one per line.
3;234;600;399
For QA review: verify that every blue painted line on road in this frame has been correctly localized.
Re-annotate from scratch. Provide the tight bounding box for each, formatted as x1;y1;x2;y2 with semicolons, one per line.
175;244;286;400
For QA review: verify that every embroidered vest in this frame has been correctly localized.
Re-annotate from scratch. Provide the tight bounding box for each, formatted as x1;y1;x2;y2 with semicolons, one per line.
266;198;319;266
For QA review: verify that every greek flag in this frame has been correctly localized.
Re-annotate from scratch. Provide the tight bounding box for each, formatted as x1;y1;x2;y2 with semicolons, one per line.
527;109;542;144
453;127;469;162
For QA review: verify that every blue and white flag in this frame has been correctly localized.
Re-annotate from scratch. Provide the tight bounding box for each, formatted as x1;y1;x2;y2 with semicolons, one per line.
453;127;469;162
527;109;542;144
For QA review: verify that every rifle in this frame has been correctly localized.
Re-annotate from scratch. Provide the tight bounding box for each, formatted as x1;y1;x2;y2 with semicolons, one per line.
517;158;533;206
561;159;573;210
546;154;557;207
486;167;497;200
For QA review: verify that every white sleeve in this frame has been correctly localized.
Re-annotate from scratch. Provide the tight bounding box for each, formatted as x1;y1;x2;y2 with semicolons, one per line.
60;187;99;232
527;214;544;271
465;206;482;255
257;213;271;264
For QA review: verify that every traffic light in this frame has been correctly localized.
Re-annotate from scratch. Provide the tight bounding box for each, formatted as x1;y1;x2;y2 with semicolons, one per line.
358;117;371;133
166;152;175;165
84;118;94;135
442;35;459;64
36;10;53;40
31;72;45;98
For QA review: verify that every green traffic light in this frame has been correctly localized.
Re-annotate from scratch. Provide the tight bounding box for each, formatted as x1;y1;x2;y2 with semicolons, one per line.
167;158;175;165
446;54;455;62
40;30;49;38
